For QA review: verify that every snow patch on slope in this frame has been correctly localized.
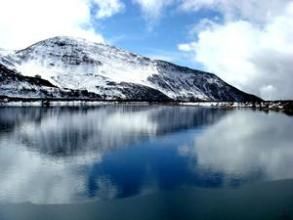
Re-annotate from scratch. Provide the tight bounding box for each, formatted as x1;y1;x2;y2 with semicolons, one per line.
14;37;157;87
0;36;261;102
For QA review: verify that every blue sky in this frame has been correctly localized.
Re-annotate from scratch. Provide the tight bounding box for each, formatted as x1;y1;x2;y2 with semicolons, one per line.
0;0;292;99
92;1;221;69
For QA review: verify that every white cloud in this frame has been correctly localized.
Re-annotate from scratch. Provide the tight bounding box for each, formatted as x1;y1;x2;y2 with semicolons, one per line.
133;0;175;24
178;43;195;52
93;0;125;19
179;0;291;23
178;0;293;100
0;0;124;50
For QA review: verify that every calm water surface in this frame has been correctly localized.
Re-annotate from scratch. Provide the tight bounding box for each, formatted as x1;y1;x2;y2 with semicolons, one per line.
0;105;292;219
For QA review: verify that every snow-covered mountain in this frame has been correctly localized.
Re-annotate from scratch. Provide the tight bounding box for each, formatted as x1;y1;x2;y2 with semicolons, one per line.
0;36;261;102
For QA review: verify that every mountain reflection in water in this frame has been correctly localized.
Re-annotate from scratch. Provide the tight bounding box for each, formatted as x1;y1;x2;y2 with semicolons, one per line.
0;105;292;204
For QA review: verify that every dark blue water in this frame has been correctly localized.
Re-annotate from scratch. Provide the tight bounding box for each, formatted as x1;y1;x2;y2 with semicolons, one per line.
0;105;292;205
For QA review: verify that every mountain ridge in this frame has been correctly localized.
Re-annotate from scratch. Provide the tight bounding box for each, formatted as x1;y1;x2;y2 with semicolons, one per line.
0;36;261;102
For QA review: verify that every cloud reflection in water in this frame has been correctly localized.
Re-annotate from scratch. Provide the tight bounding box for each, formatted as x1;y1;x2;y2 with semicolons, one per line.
182;111;293;183
0;106;292;204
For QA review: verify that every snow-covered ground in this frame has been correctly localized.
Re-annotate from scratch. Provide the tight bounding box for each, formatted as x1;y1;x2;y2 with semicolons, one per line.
180;101;293;114
0;36;260;102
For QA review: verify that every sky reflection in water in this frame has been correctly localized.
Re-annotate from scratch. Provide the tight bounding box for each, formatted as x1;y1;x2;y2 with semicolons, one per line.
0;105;292;204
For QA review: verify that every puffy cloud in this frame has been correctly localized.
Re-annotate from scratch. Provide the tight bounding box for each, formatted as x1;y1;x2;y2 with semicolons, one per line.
178;0;293;100
178;43;196;52
93;0;125;19
132;0;175;24
0;0;124;50
179;0;290;23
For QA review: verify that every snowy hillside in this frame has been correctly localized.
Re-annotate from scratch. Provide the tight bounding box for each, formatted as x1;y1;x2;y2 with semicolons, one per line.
0;36;261;102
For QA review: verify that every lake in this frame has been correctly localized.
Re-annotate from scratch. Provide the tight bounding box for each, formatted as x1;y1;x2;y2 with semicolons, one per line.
0;105;292;220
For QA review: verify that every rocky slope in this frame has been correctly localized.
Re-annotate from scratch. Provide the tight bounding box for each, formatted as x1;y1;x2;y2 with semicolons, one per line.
0;36;261;102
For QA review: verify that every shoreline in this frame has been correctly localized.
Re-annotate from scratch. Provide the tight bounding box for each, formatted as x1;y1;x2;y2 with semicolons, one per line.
180;101;293;114
0;97;292;115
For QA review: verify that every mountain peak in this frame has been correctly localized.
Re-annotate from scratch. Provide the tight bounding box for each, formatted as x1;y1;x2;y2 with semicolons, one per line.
0;36;261;102
20;36;122;55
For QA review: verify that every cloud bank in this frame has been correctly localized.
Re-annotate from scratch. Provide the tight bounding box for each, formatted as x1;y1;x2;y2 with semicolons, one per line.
178;0;293;100
0;0;124;49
